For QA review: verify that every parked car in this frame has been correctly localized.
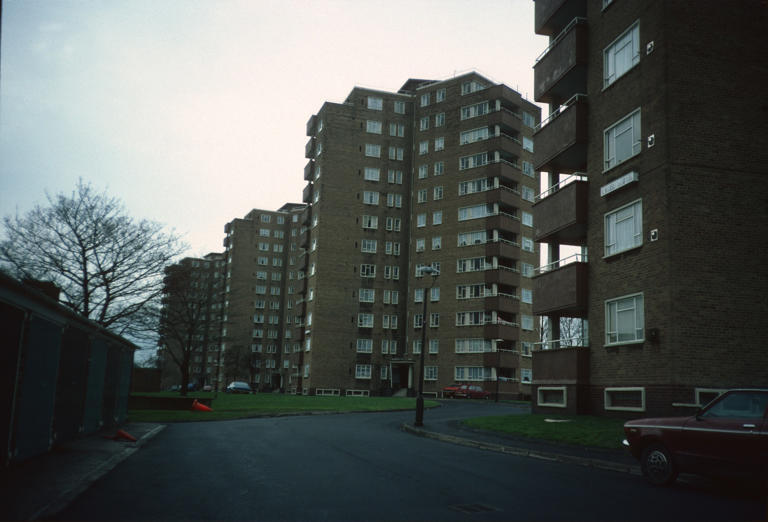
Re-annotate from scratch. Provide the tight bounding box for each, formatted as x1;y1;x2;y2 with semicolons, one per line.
225;381;253;394
442;383;462;398
623;389;768;485
454;384;491;399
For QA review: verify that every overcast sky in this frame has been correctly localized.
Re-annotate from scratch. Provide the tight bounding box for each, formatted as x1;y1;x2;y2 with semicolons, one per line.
1;0;546;258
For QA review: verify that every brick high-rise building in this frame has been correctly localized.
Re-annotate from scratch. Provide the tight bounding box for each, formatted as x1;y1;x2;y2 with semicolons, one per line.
301;72;541;398
530;0;768;416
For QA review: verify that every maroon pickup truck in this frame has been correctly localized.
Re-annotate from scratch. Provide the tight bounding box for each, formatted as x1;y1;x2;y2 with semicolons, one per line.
623;389;768;485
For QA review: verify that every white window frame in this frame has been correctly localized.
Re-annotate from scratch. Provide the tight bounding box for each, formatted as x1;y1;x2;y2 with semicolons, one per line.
604;108;642;171
355;364;372;379
365;144;381;158
364;167;380;181
537;386;567;408
604;387;646;412
605;292;644;346
366;120;382;134
604;199;642;257
604;21;640;88
367;97;383;111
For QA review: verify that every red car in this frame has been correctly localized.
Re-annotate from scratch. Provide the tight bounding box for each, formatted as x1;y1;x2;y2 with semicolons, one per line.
454;384;491;400
623;389;768;485
442;383;461;398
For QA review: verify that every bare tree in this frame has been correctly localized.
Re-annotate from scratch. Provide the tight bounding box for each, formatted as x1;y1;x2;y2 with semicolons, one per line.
540;316;588;350
0;180;185;340
158;262;220;396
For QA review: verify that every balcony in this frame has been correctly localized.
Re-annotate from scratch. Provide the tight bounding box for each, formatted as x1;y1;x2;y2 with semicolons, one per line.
484;294;520;315
484;267;519;287
298;228;309;249
301;208;311;226
533;256;588;317
533;178;588;245
304;160;314;181
485;240;519;260
302;182;313;204
533;95;588;174
485;161;521;186
486;213;521;234
485;186;519;209
306;115;317;137
484;322;520;342
488;108;522;134
534;18;588;105
483;349;518;368
304;138;315;159
535;0;587;36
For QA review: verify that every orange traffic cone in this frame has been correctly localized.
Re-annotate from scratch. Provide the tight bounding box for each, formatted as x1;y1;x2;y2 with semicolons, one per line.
192;399;213;412
114;429;137;442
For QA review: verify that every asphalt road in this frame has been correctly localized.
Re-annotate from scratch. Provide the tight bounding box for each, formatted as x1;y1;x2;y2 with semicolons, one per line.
53;401;765;521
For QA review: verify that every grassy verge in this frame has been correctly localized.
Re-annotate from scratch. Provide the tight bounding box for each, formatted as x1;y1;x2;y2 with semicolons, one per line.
128;392;439;422
462;414;626;449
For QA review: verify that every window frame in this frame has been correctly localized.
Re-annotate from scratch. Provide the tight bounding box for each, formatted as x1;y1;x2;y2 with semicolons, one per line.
604;292;645;346
604;198;643;257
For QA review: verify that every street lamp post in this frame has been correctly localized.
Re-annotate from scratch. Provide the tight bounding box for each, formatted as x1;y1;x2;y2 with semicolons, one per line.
415;267;438;427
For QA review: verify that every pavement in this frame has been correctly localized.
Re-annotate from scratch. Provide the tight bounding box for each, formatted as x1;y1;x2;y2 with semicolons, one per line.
0;407;639;521
0;423;165;521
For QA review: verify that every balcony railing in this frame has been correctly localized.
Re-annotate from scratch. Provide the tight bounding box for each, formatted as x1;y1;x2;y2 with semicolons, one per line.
535;173;587;201
536;252;587;274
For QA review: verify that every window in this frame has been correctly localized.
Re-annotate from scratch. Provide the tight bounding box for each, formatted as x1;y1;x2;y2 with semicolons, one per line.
522;161;534;177
522;236;534;252
459;152;488;170
604;22;640;88
433;162;444;176
522;186;535;202
458;203;494;221
431;236;441;250
457;256;490;273
523;137;534;152
420;93;430;107
359;288;375;302
394;100;406;114
361;239;377;253
434;137;445;151
429;339;439;354
435;113;445;127
355;364;372;379
458;178;492;195
456;311;491;326
521;262;534;278
414;288;424;302
367;97;383;110
362;191;379;205
432;211;443;225
522;315;534;331
457;230;488;246
605;293;644;345
259;229;270;237
388;169;403;184
430;313;440;327
455;366;492;381
417;213;427;227
419;141;429;155
413;314;424;329
360;264;376;278
387;193;402;208
419;116;430;131
389;146;404;160
424;366;438;381
361;215;378;229
521;288;533;304
418;165;428;179
415;238;425;252
417;189;428;203
605;199;643;256
436;88;446;102
433;186;443;200
381;366;389;379
365;144;381;158
455;338;492;353
522;112;535;128
389;123;405;137
521;368;532;384
357;338;373;353
461;80;486;95
358;313;374;328
460;101;489;120
604;109;642;170
522;211;533;227
456;284;487;299
460;127;489;145
366;120;382;134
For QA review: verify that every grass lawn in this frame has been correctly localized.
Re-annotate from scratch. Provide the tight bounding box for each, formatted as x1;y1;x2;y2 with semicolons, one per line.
462;414;627;449
128;392;439;422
